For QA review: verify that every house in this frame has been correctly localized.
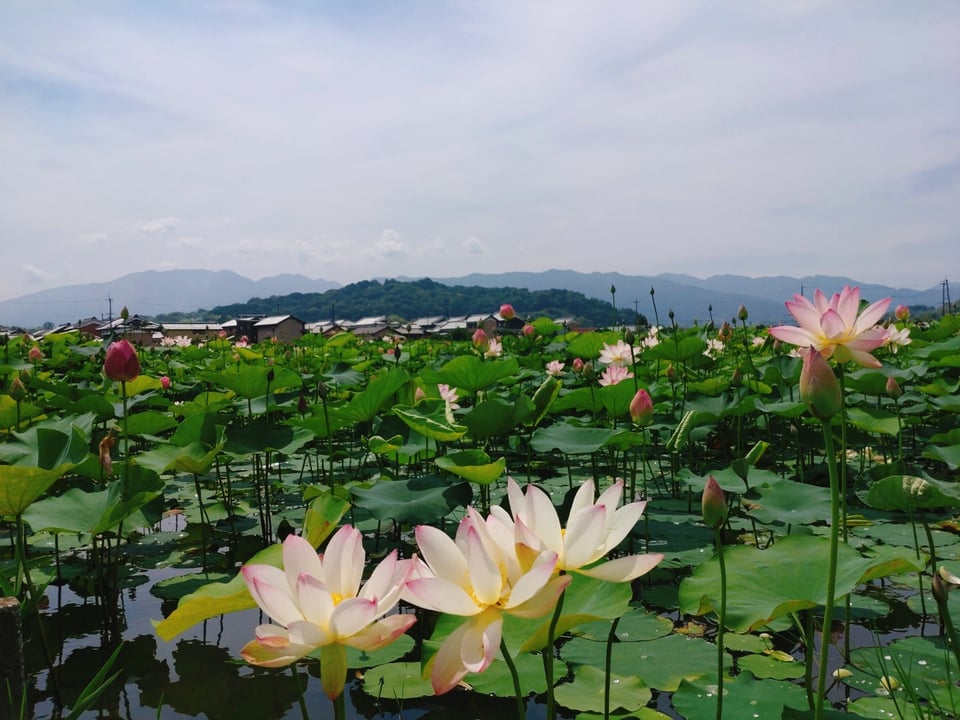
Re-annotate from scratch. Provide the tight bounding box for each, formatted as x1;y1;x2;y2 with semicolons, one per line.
254;315;305;343
98;315;163;346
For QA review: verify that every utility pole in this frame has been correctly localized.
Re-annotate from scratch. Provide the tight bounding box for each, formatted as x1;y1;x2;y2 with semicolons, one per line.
107;294;113;323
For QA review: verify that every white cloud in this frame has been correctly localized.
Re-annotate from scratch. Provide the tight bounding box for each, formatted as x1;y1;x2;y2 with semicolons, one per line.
132;217;179;236
366;230;408;261
463;237;486;255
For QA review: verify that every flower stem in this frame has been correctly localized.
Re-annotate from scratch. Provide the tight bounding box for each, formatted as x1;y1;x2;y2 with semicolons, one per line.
713;526;727;720
543;588;565;720
500;636;525;720
291;665;310;720
332;688;346;720
604;616;621;720
815;418;841;720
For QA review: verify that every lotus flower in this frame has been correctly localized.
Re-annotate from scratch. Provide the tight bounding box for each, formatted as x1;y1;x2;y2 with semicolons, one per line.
701;476;727;529
241;527;415;699
403;509;570;694
629;389;654;426
599;364;632;387
545;360;564;377
494;477;663;582
484;336;503;358
598;340;636;367
103;340;141;382
769;286;890;368
499;303;515;320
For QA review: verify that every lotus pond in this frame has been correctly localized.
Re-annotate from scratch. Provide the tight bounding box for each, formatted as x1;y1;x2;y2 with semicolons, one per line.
2;299;960;720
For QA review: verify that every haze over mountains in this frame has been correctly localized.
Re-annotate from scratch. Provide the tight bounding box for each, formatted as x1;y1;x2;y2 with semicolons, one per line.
0;269;943;329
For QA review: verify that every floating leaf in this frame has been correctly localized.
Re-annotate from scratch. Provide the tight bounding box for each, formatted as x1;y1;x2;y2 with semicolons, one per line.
435;450;506;484
555;664;651;713
350;476;472;524
673;671;807;720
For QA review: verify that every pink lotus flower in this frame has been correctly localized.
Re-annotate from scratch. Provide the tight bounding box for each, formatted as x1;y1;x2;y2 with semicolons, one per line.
495;477;662;582
545;360;564;377
769;286;890;368
484;337;503;358
572;357;584;372
241;528;416;699
521;323;535;338
599;364;633;387
598;340;637;367
499;303;515;320
403;509;570;694
103;340;141;382
894;304;910;321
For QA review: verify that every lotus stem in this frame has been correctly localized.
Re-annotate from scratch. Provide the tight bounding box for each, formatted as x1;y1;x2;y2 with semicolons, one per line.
543;586;565;720
500;635;525;720
604;616;621;720
815;418;841;720
713;525;727;720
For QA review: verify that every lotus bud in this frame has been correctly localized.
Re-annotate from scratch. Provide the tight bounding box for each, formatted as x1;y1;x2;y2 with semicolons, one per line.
103;340;141;382
218;329;228;339
582;362;595;381
885;376;902;399
737;304;749;321
472;328;489;352
630;389;654;426
297;390;308;416
799;347;842;420
9;376;27;402
28;346;43;362
414;386;426;402
718;322;732;342
393;345;402;361
932;573;950;605
266;368;275;383
521;323;536;338
160;375;171;390
120;306;129;321
668;309;675;321
499;303;515;320
572;357;584;372
894;304;910;321
317;380;329;399
666;363;677;382
623;328;635;346
702;476;728;529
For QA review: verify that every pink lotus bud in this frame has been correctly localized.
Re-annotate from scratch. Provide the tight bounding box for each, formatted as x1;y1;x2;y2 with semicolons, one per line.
9;377;27;402
218;329;228;339
499;303;515;320
894;304;910;321
28;346;43;362
103;340;141;382
932;572;950;605
885;376;902;399
702;476;728;529
472;328;489;351
572;357;584;372
160;375;171;390
630;389;654;426
799;346;841;420
522;323;535;338
414;386;426;402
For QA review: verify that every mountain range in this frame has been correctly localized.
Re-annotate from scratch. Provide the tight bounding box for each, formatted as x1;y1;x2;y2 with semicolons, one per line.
0;268;944;329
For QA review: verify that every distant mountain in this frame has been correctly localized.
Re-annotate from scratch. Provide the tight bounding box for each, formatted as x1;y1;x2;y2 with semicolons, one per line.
0;267;944;329
427;270;943;326
0;270;340;328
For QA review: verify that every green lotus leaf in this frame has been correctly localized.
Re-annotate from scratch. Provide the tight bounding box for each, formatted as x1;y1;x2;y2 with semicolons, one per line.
673;671;807;720
530;423;630;455
124;410;179;437
461;397;531;438
365;434;403;454
846;407;901;436
648;336;708;362
360;662;432;700
922;442;960;470
678;534;923;632
421;354;520;394
350;476;472;524
0;463;74;517
391;405;467;442
864;474;960;510
23;463;164;535
555;664;651;713
743;480;833;525
435;450;506;485
338;367;409;423
224;418;313;455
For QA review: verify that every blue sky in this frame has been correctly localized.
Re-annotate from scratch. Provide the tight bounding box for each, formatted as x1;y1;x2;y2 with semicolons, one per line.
1;1;958;301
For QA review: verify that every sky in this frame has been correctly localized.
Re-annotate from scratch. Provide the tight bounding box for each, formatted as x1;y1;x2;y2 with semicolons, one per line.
1;1;958;303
